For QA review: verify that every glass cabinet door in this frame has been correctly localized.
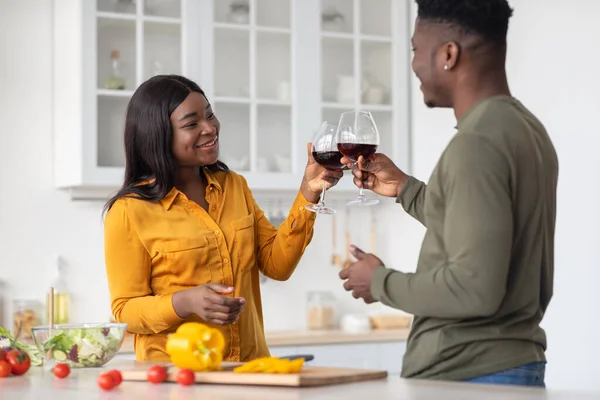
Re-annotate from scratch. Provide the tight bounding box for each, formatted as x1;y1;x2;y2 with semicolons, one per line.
320;0;394;158
95;0;183;168
212;0;293;174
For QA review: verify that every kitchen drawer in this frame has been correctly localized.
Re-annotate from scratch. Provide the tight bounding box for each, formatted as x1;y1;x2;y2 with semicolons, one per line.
380;341;406;375
268;346;299;358
297;343;382;370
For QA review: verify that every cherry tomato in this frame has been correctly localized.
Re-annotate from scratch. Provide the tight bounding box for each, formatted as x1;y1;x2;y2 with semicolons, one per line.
0;350;6;361
5;349;30;376
176;369;195;386
0;360;11;378
107;369;123;386
146;364;167;384
97;373;115;391
53;363;70;379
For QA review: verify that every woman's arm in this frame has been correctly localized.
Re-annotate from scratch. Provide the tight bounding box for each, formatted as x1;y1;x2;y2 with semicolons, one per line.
247;143;343;280
104;200;183;334
250;188;317;281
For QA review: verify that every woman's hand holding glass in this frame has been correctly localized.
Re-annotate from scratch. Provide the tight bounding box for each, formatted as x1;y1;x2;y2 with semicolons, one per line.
303;122;346;214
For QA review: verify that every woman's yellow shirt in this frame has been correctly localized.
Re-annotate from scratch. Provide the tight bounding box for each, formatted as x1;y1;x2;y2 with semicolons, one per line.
104;170;316;362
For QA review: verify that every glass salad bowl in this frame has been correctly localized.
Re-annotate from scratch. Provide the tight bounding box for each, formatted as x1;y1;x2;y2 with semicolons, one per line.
31;323;127;367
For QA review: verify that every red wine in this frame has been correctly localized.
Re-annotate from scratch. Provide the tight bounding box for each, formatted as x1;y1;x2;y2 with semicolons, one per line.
337;143;377;162
312;151;345;171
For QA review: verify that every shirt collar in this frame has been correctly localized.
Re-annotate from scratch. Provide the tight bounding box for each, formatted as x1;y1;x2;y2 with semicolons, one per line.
159;169;223;211
160;187;180;210
205;169;223;194
456;95;515;130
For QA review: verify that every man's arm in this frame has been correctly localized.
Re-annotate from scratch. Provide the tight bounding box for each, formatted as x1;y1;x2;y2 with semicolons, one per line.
396;176;427;227
371;135;513;319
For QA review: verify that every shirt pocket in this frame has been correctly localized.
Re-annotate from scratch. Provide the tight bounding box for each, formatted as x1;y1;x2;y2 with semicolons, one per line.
155;237;211;285
230;214;256;272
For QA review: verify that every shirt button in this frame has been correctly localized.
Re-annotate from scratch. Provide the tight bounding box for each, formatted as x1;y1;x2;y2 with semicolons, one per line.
215;230;220;235
299;206;304;211
223;259;229;264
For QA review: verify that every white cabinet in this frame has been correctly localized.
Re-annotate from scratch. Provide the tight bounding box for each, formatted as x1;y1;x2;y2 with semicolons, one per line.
270;341;406;374
53;0;411;200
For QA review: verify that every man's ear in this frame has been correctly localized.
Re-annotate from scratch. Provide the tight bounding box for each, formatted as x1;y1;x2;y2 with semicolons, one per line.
442;41;460;71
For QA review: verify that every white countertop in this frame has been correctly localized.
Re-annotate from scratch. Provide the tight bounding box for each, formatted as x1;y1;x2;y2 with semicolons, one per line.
1;359;598;400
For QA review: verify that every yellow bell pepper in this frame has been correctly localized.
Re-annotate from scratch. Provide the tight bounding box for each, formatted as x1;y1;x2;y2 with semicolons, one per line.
233;357;304;374
166;322;225;372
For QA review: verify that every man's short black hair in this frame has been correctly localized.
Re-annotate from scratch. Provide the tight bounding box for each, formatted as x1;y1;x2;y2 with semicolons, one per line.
416;0;514;45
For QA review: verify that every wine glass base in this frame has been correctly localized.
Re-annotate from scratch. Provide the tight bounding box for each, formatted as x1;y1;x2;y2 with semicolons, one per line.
306;204;337;214
346;197;379;206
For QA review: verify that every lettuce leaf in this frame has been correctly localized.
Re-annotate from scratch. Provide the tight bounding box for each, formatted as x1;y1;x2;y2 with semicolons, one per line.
0;326;43;366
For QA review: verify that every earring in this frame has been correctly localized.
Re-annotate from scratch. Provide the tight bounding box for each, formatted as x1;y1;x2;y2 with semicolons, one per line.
444;65;449;71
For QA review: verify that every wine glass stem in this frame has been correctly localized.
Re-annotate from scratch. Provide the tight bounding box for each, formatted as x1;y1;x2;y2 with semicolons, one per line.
320;182;327;207
356;162;365;198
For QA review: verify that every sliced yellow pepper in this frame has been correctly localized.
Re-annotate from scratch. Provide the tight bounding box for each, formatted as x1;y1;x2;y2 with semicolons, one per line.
233;357;304;374
166;322;225;372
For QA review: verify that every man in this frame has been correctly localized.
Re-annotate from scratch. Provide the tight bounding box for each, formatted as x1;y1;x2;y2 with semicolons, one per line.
339;0;558;387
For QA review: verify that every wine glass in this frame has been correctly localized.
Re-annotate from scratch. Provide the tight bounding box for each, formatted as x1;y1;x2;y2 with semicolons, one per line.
305;122;345;214
336;110;380;206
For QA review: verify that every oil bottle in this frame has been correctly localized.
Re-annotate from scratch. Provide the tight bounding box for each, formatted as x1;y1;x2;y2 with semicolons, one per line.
47;255;70;325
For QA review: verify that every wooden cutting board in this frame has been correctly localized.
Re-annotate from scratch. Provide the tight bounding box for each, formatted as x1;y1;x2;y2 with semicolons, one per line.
121;362;388;387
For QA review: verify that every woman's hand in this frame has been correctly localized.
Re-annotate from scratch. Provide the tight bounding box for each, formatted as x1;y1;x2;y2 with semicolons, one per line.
173;284;246;326
300;142;344;203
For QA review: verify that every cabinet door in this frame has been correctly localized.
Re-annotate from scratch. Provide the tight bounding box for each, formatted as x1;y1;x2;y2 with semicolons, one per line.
53;0;244;195
95;0;185;173
54;0;187;195
270;341;406;372
379;341;406;375
268;346;299;358
294;343;382;370
317;0;411;192
199;0;296;189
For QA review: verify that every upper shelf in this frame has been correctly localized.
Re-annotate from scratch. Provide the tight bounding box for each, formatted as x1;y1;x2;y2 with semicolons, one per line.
214;0;291;29
96;11;181;24
321;0;392;37
97;0;182;18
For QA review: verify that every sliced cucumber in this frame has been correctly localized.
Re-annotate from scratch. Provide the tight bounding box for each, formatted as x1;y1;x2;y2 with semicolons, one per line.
53;350;67;361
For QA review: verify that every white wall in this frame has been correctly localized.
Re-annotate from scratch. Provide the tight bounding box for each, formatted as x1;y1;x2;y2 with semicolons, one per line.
1;0;598;392
0;0;109;325
409;0;600;391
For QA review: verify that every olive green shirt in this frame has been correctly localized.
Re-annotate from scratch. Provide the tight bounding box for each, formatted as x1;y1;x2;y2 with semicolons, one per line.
371;96;558;381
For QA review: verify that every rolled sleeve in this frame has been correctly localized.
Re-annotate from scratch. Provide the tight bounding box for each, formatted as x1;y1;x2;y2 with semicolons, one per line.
253;189;317;281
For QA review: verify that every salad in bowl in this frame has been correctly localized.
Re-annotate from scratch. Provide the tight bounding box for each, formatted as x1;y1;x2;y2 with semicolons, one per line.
31;323;127;367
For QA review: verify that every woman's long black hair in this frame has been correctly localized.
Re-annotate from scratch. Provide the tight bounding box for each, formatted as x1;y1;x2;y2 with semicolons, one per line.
103;74;228;216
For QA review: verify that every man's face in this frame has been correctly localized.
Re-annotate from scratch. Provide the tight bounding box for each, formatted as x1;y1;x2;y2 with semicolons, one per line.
411;18;455;108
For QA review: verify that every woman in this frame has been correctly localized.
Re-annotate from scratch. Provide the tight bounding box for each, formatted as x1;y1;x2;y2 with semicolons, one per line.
103;74;342;362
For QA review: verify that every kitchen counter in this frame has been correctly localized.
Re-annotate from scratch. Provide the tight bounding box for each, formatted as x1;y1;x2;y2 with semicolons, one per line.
266;328;409;346
1;359;597;400
119;328;410;353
